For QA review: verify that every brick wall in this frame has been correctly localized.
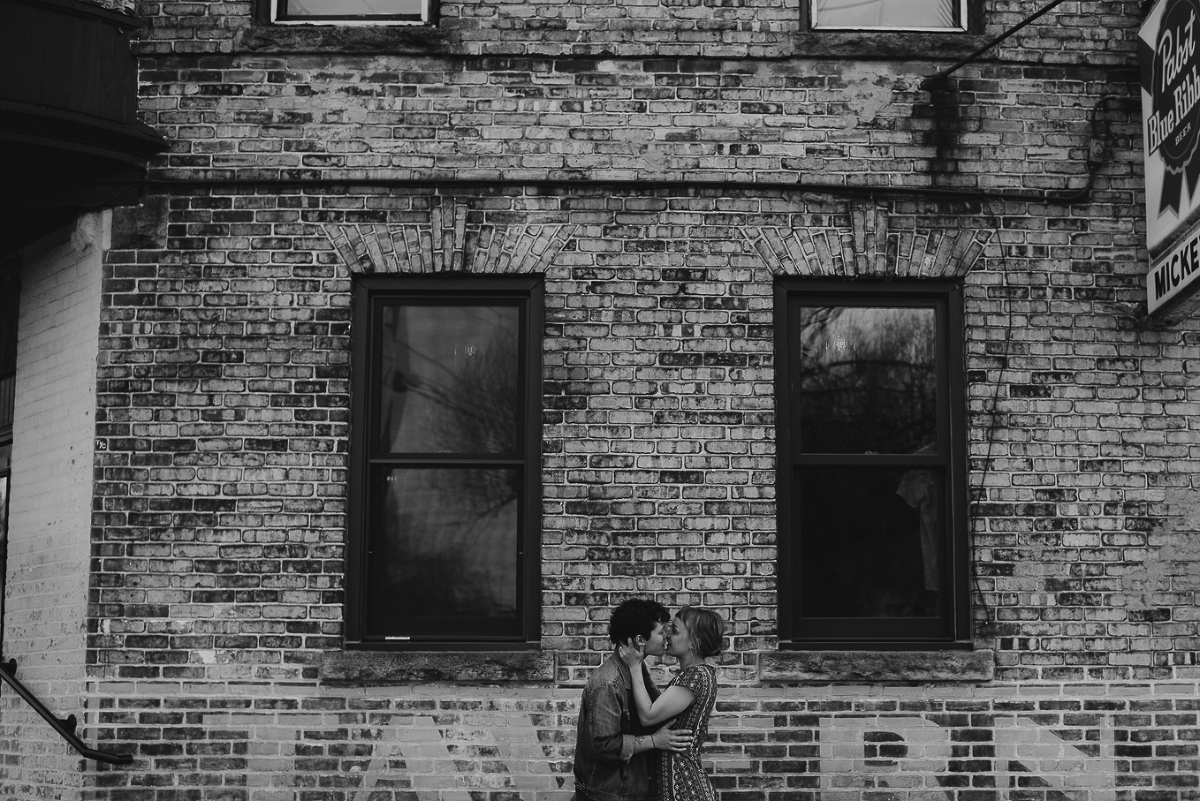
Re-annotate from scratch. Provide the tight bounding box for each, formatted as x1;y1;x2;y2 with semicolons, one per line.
1;213;110;801
79;681;1197;800
83;182;1200;796
130;0;1140;63
130;54;1126;192
5;0;1200;799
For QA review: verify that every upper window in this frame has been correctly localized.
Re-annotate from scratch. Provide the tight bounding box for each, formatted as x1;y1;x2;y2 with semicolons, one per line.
809;0;969;31
346;276;543;649
271;0;434;24
774;281;969;649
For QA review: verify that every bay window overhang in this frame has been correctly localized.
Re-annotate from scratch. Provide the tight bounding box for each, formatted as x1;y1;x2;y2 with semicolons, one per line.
0;0;166;252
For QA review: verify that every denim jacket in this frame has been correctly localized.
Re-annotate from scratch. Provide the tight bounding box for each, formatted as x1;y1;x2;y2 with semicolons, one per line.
573;654;661;801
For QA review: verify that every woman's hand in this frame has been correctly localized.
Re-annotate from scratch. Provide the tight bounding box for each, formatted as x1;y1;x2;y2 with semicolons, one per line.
653;728;693;752
618;641;645;669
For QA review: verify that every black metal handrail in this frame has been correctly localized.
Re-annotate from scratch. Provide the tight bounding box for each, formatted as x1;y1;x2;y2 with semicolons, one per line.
0;657;132;765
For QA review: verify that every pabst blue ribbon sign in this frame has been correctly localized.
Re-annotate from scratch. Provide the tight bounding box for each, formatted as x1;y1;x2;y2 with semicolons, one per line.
1142;0;1200;313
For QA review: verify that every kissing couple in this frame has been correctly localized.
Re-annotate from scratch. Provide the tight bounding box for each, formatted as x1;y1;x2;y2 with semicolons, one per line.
572;598;726;801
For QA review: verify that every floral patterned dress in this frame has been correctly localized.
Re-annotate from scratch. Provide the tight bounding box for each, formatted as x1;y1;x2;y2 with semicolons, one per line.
658;663;718;801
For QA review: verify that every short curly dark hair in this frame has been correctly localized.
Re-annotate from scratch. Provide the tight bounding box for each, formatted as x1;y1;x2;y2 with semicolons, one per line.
609;598;670;646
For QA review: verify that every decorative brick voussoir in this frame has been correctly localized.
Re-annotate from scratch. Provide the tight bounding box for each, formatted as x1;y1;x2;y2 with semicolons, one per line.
745;199;995;279
327;197;578;275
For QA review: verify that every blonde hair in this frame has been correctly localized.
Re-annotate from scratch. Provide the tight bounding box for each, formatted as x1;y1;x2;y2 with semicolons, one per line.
677;607;726;658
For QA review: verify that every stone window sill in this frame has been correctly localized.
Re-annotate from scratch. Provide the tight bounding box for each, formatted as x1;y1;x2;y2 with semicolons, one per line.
224;25;989;61
321;650;555;684
790;31;990;61
760;649;994;683
232;24;448;54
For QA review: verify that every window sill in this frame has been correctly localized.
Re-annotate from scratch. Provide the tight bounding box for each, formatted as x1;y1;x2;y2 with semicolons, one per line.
790;31;989;61
233;24;448;54
759;649;994;683
321;650;555;684
226;26;990;60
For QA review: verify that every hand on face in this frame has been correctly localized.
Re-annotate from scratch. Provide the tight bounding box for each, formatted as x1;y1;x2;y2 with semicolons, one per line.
618;641;645;669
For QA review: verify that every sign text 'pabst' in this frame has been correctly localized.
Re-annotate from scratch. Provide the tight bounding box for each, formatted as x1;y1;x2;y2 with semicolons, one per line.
1140;0;1200;313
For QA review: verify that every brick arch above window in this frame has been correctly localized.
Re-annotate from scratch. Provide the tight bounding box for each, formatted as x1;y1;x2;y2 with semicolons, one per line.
743;201;995;279
326;200;576;275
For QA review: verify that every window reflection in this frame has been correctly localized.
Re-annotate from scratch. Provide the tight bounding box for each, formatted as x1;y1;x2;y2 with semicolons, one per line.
378;305;519;455
799;466;942;619
367;467;518;630
797;306;937;454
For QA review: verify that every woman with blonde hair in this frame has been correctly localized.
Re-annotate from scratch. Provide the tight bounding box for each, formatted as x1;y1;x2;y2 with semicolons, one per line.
619;606;725;801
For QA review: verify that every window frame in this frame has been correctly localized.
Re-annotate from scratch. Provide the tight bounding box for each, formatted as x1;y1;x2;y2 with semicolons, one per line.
346;275;543;651
773;279;971;651
802;0;982;33
263;0;437;26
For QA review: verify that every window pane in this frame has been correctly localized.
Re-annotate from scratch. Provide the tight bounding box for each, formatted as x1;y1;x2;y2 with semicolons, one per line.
283;0;423;17
365;467;520;635
797;466;942;619
812;0;959;29
378;304;520;455
796;305;937;454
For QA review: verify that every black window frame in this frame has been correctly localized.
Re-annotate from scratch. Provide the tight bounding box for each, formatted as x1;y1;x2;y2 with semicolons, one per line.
346;275;543;651
801;0;983;33
774;279;971;650
262;0;438;25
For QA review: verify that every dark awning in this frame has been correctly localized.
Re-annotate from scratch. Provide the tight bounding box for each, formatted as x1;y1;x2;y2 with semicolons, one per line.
0;0;167;252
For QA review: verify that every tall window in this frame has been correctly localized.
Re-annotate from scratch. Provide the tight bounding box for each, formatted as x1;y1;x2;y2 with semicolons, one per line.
347;276;542;648
774;281;969;649
270;0;434;24
809;0;969;31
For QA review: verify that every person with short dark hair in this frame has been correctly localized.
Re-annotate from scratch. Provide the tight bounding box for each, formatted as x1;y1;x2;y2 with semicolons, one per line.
619;606;726;801
573;598;694;801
